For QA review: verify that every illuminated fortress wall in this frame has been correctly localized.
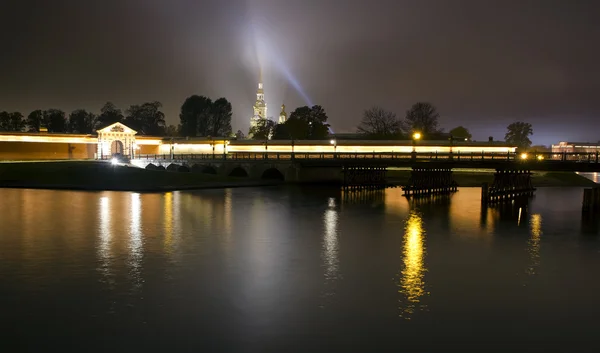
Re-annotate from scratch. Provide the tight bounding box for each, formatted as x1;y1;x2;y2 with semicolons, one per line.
0;141;97;160
0;127;516;161
165;140;517;155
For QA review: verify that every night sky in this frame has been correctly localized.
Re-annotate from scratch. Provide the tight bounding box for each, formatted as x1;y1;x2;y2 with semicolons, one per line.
1;0;599;145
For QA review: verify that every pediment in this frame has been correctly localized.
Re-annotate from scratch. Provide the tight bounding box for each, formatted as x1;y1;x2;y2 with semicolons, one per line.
97;122;137;135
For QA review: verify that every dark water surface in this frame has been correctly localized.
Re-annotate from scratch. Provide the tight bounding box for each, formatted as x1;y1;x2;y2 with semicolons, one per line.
1;186;600;352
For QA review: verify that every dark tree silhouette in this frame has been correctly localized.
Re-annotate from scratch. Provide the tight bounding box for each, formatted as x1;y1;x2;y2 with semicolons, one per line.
26;110;44;132
179;95;233;137
179;95;213;136
0;111;25;132
124;101;166;135
286;105;330;139
404;102;440;136
449;126;472;140
271;123;290;140
210;98;233;137
234;129;246;140
249;119;276;140
43;109;67;133
505;122;533;149
68;109;96;134
356;106;403;139
96;102;124;129
165;124;180;137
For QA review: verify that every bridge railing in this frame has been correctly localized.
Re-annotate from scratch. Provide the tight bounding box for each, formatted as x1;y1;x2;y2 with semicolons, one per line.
133;151;600;163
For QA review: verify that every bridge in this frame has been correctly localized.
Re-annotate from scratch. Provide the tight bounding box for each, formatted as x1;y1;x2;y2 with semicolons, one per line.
128;150;600;204
131;151;600;174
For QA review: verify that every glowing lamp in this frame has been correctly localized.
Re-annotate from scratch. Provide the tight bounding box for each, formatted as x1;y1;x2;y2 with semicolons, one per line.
413;132;421;140
520;153;528;160
111;158;118;165
330;139;335;145
537;155;544;161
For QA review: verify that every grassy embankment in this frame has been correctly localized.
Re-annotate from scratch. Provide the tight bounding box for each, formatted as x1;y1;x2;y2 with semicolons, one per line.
0;161;280;192
387;168;597;187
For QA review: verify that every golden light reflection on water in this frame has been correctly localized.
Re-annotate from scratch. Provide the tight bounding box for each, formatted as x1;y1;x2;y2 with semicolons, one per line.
223;189;233;242
164;192;173;252
448;189;495;240
323;198;340;283
527;214;542;276
97;195;116;297
398;211;427;319
129;193;143;289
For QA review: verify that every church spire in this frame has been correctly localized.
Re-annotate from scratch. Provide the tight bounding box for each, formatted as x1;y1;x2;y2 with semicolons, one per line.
249;69;267;132
279;104;287;124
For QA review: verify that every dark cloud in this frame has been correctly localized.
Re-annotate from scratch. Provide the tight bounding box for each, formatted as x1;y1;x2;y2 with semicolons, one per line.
1;0;598;144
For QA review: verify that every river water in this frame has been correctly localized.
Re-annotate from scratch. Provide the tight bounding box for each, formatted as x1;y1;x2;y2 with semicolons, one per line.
1;186;599;352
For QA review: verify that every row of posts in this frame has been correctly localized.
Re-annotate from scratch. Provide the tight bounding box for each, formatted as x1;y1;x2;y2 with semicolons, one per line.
582;187;600;213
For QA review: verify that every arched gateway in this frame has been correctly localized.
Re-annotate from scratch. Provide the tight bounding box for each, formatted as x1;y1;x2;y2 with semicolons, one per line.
96;122;137;159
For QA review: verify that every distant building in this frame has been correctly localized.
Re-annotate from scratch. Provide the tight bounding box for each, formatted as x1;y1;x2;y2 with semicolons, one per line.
249;78;267;131
552;141;600;154
278;104;287;124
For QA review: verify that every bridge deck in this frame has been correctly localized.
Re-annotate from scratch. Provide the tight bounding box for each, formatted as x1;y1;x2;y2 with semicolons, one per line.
133;151;600;172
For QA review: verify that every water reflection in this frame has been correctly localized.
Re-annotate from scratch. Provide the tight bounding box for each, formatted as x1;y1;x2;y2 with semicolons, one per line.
322;197;340;298
97;196;114;287
164;192;173;252
129;193;143;290
488;199;531;227
340;189;385;208
398;210;427;319
526;214;542;276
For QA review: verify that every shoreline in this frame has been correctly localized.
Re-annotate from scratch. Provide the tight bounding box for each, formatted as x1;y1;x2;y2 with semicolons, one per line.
0;180;284;193
0;161;596;193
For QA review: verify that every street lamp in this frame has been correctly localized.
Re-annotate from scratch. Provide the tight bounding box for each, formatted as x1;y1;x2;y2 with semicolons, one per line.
412;132;421;153
330;139;337;154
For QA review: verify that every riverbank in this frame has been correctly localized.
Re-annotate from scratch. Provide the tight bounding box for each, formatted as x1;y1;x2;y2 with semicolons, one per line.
387;169;598;187
0;161;282;192
0;161;595;192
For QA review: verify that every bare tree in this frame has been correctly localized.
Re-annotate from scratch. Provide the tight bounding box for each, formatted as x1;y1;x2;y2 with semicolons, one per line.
357;106;403;139
404;102;440;136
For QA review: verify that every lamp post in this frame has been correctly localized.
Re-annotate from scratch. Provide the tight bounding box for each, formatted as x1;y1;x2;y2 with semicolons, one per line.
412;132;421;160
330;139;337;157
169;138;174;159
290;136;295;159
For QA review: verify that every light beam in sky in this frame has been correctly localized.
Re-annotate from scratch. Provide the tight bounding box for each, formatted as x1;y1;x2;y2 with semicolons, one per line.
246;5;313;108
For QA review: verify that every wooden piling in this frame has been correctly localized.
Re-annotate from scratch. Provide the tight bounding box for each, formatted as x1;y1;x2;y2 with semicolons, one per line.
593;187;600;211
481;182;489;205
582;188;593;213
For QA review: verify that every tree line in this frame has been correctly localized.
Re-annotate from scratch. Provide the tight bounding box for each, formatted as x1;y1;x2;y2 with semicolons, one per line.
355;102;535;149
0;101;169;135
1;96;536;149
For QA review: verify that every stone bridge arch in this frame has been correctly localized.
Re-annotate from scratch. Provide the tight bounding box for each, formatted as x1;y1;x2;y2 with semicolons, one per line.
228;166;249;177
191;164;218;174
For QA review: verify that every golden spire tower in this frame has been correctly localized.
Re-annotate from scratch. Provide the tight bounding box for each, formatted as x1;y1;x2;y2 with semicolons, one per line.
250;70;268;129
279;104;287;124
